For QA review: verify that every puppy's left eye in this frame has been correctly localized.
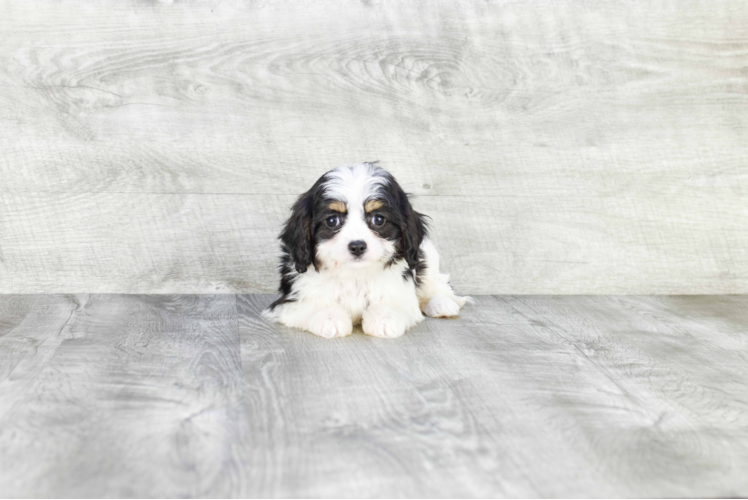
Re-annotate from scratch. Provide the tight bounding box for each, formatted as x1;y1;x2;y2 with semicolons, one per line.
325;215;340;227
372;214;385;226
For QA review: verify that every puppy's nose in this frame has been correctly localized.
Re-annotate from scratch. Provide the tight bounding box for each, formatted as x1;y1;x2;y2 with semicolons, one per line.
348;240;367;257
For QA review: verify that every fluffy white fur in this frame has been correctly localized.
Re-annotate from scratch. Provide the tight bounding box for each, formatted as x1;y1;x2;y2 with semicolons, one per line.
263;163;468;339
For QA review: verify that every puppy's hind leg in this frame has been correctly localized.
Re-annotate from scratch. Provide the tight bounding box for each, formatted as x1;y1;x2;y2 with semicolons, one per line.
416;238;470;318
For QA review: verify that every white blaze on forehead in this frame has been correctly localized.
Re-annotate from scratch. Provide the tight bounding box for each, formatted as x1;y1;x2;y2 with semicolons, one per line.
322;163;387;211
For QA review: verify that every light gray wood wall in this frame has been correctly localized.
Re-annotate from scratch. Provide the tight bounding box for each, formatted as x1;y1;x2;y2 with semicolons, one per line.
1;0;747;294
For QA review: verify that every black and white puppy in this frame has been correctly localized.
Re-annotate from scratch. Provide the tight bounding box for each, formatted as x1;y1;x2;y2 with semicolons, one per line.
263;162;468;339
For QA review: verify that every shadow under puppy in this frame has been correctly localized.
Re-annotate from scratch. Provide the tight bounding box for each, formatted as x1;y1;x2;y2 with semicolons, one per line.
263;162;468;338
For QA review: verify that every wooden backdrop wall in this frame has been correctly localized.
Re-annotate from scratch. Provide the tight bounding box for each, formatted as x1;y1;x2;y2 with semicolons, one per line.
1;0;747;294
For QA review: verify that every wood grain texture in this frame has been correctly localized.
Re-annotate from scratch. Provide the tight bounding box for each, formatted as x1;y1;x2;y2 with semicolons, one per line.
0;294;243;498
2;191;744;294
1;0;748;293
1;294;747;497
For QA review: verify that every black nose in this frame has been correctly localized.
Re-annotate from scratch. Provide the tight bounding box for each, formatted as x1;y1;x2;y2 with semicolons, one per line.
348;240;367;257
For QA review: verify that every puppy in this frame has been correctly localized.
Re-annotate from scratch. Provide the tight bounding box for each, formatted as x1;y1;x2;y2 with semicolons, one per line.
262;162;468;339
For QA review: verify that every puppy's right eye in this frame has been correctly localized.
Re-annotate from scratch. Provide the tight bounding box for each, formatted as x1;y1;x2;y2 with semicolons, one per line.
325;215;340;228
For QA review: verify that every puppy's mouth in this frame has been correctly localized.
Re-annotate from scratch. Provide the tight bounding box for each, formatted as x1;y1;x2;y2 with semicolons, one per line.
348;257;370;266
345;253;381;267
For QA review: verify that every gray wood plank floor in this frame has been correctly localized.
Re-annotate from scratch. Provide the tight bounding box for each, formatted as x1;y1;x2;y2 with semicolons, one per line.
0;294;746;497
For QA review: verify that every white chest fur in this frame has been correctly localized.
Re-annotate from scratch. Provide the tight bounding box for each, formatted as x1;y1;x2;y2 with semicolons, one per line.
292;260;420;324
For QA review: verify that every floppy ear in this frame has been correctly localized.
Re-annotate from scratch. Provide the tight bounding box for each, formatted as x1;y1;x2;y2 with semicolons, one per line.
279;188;315;273
399;191;428;269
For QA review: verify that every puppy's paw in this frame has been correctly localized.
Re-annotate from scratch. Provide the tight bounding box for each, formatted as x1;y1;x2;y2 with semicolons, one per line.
307;308;353;339
424;295;461;318
362;311;407;339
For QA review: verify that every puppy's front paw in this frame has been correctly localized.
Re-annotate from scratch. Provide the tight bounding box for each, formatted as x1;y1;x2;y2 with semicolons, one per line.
307;308;353;339
424;295;461;318
362;311;407;339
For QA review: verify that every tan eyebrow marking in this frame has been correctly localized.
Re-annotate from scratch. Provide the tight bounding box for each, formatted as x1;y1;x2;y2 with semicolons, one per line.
328;201;346;213
365;200;383;212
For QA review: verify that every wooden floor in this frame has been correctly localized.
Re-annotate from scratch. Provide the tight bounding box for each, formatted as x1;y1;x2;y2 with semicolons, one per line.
0;295;746;498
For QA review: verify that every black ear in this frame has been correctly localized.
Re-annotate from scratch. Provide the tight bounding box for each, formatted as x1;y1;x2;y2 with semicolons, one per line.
279;188;315;273
399;191;428;269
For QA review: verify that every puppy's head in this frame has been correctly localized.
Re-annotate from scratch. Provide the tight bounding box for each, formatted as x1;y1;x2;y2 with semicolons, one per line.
280;162;427;273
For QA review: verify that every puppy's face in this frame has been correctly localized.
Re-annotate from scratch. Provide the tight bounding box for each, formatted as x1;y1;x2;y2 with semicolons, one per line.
314;196;397;269
280;163;426;274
